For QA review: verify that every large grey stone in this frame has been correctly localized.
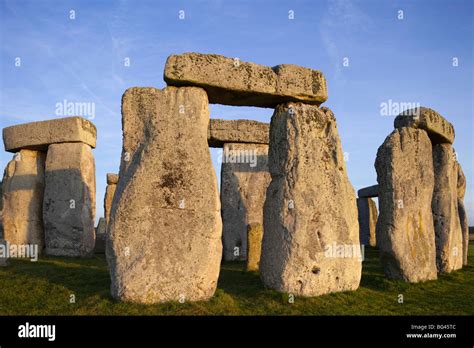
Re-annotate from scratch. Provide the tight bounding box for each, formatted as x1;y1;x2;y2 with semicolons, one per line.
43;143;96;257
456;162;469;266
260;104;361;297
432;144;463;273
94;217;106;254
107;86;222;304
247;223;263;272
357;198;377;247
220;143;271;261
164;53;328;107
357;185;379;198
2;150;45;251
104;183;117;224
375;127;437;282
394;107;455;144
3;117;96;153
208;119;269;147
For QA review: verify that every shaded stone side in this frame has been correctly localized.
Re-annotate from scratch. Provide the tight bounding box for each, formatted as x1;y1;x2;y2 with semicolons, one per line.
43;143;96;257
260;104;361;297
104;183;116;224
94;217;106;254
432;144;463;273
247;223;263;272
375;127;437;283
221;143;271;261
107;86;222;304
357;185;379;198
456;162;469;266
2;150;45;252
164;53;328;107
357;197;377;247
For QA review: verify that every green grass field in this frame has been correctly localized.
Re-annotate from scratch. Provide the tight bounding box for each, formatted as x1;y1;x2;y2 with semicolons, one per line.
0;245;473;315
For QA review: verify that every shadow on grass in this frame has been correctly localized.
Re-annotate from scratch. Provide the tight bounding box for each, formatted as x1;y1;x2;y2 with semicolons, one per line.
9;255;111;301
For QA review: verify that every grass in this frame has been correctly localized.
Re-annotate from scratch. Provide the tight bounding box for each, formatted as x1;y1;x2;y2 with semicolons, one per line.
0;245;473;315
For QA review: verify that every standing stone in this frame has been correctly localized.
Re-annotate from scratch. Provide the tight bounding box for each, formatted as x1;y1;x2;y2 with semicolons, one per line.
375;127;437;282
357;198;378;247
432;144;463;273
2;150;45;251
107;86;222;303
456;163;469;266
104;173;118;224
260;104;361;297
94;217;106;254
247;223;263;272
43;143;96;257
221;143;271;261
0;180;3;239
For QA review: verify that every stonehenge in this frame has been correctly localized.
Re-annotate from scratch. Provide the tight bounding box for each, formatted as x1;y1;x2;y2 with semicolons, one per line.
164;53;328;107
357;197;378;247
432;144;463;272
246;223;263;272
104;173;118;224
43;143;96;257
220;143;271;261
375;107;467;282
376;127;437;282
1;117;97;257
0;53;469;304
260;104;361;296
107;86;222;303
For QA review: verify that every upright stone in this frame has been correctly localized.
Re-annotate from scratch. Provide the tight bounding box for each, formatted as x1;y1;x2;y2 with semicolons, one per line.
247;223;263;272
260;105;361;296
107;86;222;303
432;144;463;273
104;173;118;224
375;127;437;282
456;163;469;266
43;143;96;257
221;143;271;261
164;53;328;108
2;150;45;251
357;198;377;247
94;217;106;254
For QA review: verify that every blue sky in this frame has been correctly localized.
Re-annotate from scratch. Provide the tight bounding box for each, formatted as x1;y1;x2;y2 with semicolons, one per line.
1;0;473;223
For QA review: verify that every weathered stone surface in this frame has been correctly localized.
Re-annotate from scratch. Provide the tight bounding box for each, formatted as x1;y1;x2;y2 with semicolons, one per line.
107;173;119;185
0;180;3;239
357;185;379;198
3;117;96;153
357;198;377;247
221;143;271;260
2;150;45;251
104;183;117;224
108;86;222;303
94;217;106;254
247;223;263;272
432;144;463;273
260;104;361;297
456;162;469;266
375;127;437;282
208;119;269;148
394;107;455;144
43;143;96;257
164;53;328;107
